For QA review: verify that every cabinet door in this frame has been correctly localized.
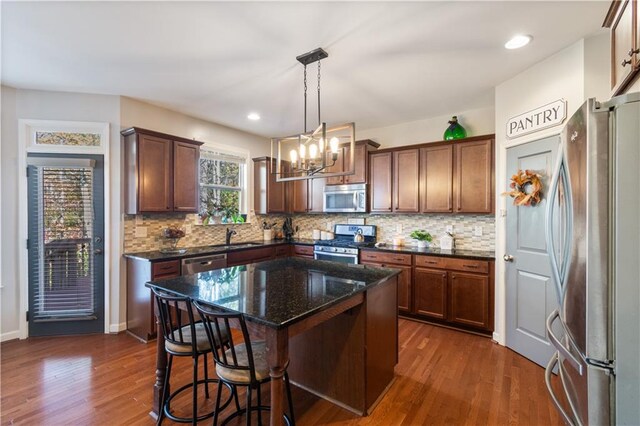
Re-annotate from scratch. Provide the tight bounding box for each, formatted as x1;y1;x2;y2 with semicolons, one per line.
611;0;637;94
291;179;309;213
325;148;345;185
369;152;393;212
344;143;367;184
173;141;200;212
449;271;490;330
267;159;287;213
414;268;447;319
421;145;453;213
453;139;493;213
308;176;325;213
138;134;173;212
393;149;420;213
362;262;412;312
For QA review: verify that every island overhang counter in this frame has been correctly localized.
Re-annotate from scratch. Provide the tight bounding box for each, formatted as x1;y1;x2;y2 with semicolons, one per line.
146;257;400;425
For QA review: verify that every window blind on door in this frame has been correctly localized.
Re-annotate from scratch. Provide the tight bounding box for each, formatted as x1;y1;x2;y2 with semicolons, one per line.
28;164;97;321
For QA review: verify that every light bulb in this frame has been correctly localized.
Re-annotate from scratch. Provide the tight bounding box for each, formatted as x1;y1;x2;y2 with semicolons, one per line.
319;138;324;153
299;144;306;159
309;143;318;159
330;137;340;154
289;149;298;163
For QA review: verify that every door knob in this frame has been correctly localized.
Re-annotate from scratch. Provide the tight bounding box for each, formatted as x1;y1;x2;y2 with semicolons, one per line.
503;254;514;262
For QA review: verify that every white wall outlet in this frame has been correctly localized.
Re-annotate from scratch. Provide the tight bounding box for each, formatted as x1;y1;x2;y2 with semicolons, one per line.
396;223;403;233
474;226;483;236
135;227;147;238
446;225;453;233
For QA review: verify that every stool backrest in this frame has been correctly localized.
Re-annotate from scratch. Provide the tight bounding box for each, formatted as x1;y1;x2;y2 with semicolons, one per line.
151;288;198;354
192;301;257;383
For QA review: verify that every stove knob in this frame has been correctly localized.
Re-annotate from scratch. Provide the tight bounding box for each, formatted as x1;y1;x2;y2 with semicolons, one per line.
339;248;346;253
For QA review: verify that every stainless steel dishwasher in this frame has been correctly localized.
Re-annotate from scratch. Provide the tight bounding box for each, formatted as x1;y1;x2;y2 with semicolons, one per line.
181;253;227;275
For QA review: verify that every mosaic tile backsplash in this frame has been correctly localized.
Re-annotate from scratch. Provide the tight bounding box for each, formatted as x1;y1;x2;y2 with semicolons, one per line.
123;212;495;253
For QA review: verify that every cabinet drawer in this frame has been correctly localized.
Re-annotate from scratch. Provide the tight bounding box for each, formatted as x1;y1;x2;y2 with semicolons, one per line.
293;245;314;257
442;258;489;274
275;245;291;257
415;255;446;269
227;247;275;266
360;250;412;266
152;260;181;279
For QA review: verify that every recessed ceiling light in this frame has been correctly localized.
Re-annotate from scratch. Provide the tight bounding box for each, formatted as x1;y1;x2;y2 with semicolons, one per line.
247;113;261;121
505;35;532;50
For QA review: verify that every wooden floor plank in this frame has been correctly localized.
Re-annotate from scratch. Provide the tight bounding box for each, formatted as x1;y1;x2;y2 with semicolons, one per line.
1;319;561;425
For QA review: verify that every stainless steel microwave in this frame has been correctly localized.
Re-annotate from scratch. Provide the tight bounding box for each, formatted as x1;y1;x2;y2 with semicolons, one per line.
323;184;367;213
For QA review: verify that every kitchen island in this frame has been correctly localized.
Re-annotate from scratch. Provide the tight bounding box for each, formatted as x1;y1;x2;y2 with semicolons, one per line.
146;257;400;425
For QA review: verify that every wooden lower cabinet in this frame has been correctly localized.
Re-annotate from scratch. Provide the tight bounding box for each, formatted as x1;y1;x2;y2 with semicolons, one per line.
227;247;276;266
292;244;314;258
449;271;491;330
409;255;494;334
414;268;447;320
126;258;181;342
361;260;412;312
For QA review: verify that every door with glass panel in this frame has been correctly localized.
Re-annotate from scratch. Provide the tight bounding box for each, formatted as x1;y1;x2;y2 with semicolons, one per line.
27;154;104;336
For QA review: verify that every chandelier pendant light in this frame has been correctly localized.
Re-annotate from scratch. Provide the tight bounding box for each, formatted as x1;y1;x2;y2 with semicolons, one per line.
271;47;355;182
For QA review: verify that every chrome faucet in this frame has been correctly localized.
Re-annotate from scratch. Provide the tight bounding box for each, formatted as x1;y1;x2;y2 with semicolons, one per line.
226;228;237;245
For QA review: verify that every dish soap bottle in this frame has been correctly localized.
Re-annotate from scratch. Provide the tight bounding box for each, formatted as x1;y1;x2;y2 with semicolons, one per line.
443;116;467;140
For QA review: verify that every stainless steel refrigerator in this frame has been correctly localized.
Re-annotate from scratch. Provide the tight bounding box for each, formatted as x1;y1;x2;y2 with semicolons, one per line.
544;93;640;425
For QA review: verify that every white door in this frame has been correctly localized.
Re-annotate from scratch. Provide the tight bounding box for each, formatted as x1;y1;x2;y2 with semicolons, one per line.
505;136;559;367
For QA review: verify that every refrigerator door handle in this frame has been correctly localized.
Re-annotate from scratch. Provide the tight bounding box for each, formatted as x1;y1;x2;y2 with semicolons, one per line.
545;352;577;426
546;309;584;375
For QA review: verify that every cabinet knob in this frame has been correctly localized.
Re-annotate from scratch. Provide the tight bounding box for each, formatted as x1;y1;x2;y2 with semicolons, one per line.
442;273;446;278
628;48;640;57
622;58;632;67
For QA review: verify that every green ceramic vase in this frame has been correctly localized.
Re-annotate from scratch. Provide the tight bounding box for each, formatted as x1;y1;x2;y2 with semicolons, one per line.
443;116;467;140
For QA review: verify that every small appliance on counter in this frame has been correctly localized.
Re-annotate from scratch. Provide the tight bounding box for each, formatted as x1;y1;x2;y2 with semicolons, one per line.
440;232;454;250
314;224;376;264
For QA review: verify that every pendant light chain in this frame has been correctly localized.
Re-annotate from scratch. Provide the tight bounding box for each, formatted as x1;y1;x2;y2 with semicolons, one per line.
303;64;307;133
317;61;321;126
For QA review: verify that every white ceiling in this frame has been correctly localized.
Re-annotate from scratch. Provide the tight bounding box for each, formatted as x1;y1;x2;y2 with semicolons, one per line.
2;1;609;137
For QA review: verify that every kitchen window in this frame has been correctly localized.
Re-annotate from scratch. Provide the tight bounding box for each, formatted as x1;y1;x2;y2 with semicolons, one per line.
199;148;248;223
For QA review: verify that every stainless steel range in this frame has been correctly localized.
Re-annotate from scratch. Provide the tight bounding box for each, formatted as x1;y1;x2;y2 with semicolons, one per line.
313;224;376;264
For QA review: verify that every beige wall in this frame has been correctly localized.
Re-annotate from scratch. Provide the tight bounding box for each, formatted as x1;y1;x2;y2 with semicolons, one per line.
357;105;495;148
493;33;610;346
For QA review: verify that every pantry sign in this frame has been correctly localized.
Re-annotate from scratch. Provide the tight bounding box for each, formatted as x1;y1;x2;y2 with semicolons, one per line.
507;99;567;139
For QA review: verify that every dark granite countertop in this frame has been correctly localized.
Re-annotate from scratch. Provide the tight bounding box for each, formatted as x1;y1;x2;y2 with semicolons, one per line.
362;245;495;260
145;257;400;329
124;238;317;261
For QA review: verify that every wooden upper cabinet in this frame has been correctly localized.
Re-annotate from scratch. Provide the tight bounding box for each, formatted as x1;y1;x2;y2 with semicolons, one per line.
325;148;345;185
138;134;173;212
605;0;640;95
291;179;309;213
173;141;200;212
253;157;286;214
308;177;325;213
326;140;379;185
421;145;453;213
123;128;202;214
453;138;494;213
393;149;420;213
369;152;393;212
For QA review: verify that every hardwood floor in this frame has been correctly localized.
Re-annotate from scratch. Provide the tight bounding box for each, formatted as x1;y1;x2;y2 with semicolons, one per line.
1;319;562;425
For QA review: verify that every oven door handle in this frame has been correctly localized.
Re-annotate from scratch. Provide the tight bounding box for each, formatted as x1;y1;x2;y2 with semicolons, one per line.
314;252;358;258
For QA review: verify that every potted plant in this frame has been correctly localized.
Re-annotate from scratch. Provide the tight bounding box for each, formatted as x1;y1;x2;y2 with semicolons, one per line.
410;230;433;248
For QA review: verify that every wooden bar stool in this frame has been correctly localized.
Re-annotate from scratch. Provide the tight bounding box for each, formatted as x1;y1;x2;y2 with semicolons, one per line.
152;289;238;425
193;301;295;426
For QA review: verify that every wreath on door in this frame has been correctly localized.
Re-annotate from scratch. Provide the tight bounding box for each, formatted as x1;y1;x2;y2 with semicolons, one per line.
503;169;543;206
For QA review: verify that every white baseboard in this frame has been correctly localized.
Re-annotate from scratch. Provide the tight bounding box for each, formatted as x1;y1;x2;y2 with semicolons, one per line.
492;331;504;345
1;330;21;342
109;322;126;333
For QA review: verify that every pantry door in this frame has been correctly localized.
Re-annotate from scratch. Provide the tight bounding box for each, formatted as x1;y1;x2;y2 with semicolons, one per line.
27;154;105;336
505;136;559;367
